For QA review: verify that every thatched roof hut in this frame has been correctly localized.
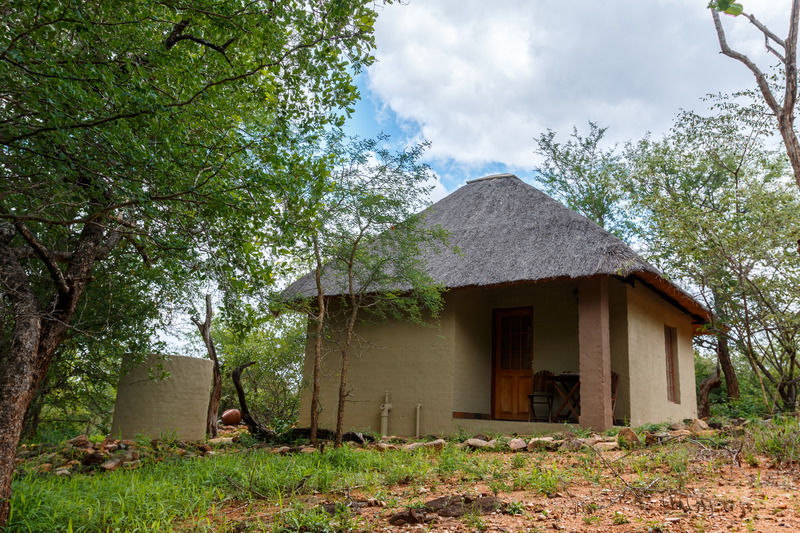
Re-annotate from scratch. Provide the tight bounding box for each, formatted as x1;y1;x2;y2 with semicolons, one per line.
284;173;708;323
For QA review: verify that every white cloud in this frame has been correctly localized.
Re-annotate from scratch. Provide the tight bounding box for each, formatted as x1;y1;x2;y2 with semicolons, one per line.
367;0;791;170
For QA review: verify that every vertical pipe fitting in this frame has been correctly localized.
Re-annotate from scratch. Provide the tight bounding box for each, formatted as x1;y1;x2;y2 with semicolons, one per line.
379;390;392;436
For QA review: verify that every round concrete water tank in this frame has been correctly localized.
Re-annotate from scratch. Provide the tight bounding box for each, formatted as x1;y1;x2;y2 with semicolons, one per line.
110;354;213;441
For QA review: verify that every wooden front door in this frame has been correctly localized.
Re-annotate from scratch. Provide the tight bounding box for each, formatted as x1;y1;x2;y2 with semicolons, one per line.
492;307;533;420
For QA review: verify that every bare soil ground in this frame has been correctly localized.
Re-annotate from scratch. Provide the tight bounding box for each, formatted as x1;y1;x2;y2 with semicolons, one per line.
204;443;800;532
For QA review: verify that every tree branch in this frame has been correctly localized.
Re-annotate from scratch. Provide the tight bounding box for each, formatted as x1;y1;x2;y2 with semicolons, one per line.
13;222;69;295
164;19;236;66
781;0;800;120
744;12;787;50
711;8;781;115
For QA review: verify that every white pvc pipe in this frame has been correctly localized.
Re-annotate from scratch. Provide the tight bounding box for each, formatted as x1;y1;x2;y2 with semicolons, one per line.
379;391;392;435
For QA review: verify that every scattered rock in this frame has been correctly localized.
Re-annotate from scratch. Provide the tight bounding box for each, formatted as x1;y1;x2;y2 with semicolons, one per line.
464;438;491;449
642;431;658;446
54;468;71;476
669;429;691;438
507;438;527;451
381;435;407;443
372;442;397;452
342;431;373;444
690;419;711;435
208;437;234;446
36;463;52;473
272;446;291;455
669;422;688;431
101;458;123;472
82;451;107;466
424;439;446;451
123;450;139;462
299;446;318;454
527;437;559;451
403;442;425;451
559;439;584;452
617;427;641;448
123;460;142;470
69;434;91;449
388;508;435;526
424;494;502;517
578;436;603;447
593;441;620;452
196;443;212;454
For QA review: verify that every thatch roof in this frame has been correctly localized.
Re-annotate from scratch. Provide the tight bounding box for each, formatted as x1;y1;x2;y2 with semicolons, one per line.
284;173;710;323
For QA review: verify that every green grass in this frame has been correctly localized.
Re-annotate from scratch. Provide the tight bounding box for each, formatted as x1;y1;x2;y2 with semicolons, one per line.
753;416;800;465
8;446;445;532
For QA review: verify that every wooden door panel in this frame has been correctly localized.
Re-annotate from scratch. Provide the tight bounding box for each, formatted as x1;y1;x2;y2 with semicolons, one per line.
493;308;534;421
496;374;515;418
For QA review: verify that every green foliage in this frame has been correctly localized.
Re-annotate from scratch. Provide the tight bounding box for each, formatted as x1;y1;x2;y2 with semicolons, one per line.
613;511;630;525
511;463;565;496
9;444;444;532
752;416;800;465
506;500;526;516
1;0;379;449
274;503;356;533
709;0;744;16
696;353;768;418
213;314;306;428
535;121;628;236
627;95;800;412
462;511;487;532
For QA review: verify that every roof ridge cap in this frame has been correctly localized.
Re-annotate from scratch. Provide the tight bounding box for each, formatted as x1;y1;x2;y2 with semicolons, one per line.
465;173;520;184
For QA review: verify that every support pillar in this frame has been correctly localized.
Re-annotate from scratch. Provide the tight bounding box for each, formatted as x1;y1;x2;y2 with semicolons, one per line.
578;276;613;430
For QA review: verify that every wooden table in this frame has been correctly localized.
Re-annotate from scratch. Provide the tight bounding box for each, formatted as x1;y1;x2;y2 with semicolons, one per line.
551;373;580;422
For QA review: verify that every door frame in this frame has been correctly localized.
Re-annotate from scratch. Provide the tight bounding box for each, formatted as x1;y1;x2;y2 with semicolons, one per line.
490;306;534;420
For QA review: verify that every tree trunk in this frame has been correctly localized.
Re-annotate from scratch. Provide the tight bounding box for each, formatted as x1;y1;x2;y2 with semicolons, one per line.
20;384;46;441
716;332;739;401
231;362;276;441
0;306;41;526
334;342;350;447
335;298;359;447
309;235;325;446
698;366;722;419
0;220;109;526
192;294;221;438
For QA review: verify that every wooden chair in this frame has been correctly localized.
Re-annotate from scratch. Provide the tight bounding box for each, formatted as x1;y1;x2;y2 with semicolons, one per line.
528;370;554;422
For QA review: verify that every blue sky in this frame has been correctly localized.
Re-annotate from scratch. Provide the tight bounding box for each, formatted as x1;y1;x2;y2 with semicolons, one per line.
347;72;528;194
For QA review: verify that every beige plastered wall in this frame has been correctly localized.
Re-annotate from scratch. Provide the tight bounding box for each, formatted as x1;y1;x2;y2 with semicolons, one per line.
296;276;697;436
297;301;456;436
626;280;698;426
111;354;213;441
